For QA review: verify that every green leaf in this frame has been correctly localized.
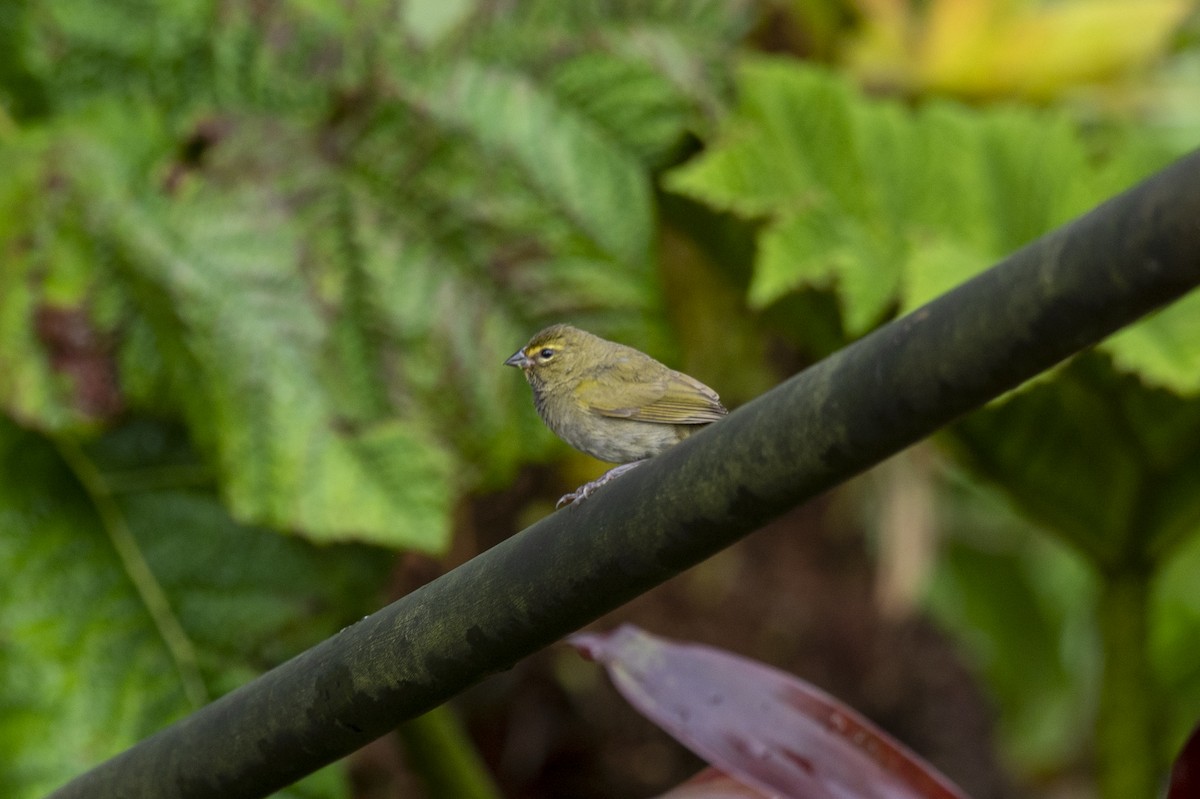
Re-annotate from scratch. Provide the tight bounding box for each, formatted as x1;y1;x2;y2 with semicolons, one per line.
0;128;126;433
664;61;917;335
546;51;698;167
1152;531;1200;761
667;57;1181;345
0;419;383;797
666;60;852;217
753;207;901;332
1102;291;1200;395
110;184;456;550
924;464;1100;775
22;0;214;113
946;356;1200;566
402;0;476;46
899;237;993;316
399;60;654;267
0;428;186;795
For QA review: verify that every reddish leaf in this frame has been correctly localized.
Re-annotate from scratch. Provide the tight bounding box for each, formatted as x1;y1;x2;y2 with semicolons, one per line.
656;767;771;799
570;625;969;799
1169;720;1200;799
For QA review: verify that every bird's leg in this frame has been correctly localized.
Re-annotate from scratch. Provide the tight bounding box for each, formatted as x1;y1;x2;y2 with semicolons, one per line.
556;460;647;508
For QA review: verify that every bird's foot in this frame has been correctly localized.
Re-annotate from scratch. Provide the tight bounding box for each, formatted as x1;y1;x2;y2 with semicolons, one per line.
556;460;646;508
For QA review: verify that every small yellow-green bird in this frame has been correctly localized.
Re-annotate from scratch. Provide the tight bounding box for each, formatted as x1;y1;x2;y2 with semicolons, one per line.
505;324;727;506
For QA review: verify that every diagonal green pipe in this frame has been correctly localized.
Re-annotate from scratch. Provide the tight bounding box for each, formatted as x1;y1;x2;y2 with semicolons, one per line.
49;150;1200;799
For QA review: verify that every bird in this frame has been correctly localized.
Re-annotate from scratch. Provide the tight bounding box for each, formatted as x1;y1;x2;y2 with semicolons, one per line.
504;324;727;507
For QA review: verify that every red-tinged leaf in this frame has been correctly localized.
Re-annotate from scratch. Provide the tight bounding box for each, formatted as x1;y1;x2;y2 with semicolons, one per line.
656;767;772;799
1169;720;1200;799
570;625;969;799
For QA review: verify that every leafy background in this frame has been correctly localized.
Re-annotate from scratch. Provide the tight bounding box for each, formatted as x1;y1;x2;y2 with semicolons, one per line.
1;1;1199;797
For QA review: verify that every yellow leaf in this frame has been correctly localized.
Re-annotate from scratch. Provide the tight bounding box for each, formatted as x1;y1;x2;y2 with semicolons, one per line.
849;0;1193;101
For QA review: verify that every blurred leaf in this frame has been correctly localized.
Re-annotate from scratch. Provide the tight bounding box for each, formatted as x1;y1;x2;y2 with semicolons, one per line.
0;424;186;796
21;0;215;114
667;56;1184;364
571;625;967;799
947;356;1200;566
1152;531;1200;761
0;0;50;119
755;206;899;334
396;706;503;799
1104;292;1200;395
923;463;1099;774
847;0;1192;101
0;418;384;798
398;60;655;268
547;51;701;168
0;130;124;432
402;0;476;46
655;767;770;798
102;172;457;550
664;62;902;334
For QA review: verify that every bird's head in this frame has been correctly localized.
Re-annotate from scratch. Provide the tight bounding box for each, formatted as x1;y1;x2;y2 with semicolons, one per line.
504;324;595;388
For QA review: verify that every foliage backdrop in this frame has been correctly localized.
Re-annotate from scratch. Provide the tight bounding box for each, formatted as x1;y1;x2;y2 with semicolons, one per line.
1;1;1198;798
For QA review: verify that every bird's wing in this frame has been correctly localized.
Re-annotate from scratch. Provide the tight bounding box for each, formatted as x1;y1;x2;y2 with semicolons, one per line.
575;356;727;425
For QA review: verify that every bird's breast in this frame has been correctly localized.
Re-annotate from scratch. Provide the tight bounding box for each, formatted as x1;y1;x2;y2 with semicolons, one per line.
532;385;697;463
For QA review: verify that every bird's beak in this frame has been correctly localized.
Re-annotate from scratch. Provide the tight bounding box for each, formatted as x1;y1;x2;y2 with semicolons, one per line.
504;349;532;369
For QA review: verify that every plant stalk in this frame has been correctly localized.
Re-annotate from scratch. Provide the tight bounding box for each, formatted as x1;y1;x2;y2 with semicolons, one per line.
1096;569;1159;799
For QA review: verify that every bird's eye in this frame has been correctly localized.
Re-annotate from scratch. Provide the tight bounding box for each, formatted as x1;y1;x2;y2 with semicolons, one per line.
538;348;555;360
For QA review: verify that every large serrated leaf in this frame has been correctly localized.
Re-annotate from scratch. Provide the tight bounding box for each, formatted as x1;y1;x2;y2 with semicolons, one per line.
399;60;654;267
667;57;1182;347
0;419;381;798
547;51;698;167
106;183;455;550
666;60;846;217
22;0;213;114
0;430;187;795
946;356;1200;566
1103;293;1200;396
